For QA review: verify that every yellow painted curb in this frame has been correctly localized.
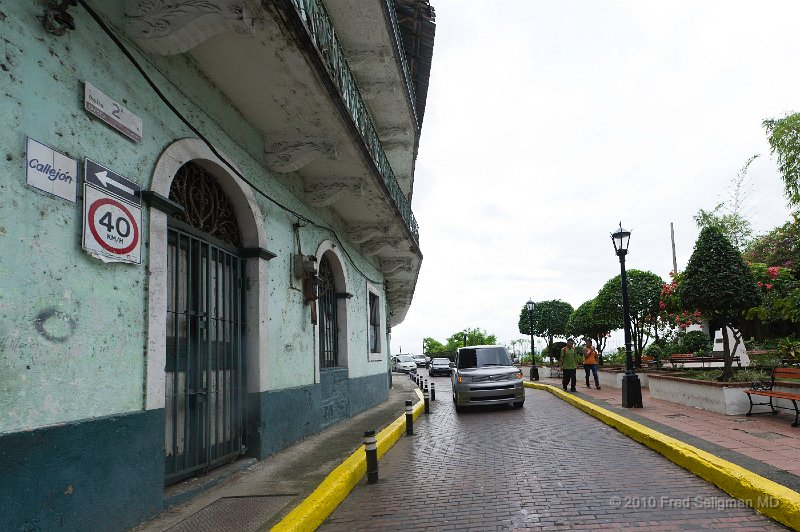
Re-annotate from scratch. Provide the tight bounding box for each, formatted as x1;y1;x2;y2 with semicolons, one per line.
524;381;800;530
271;388;425;531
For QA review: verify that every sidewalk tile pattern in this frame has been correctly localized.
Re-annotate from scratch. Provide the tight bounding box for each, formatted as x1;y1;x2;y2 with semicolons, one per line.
541;376;800;478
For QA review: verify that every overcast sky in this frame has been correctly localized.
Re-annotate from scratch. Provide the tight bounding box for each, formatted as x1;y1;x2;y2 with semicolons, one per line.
392;0;797;354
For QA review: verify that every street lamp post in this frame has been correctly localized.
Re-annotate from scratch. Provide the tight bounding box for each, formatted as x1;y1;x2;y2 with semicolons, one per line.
612;223;643;408
526;299;539;381
463;328;468;347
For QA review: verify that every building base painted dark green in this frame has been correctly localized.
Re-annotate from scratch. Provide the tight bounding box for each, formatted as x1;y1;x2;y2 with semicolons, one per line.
0;409;164;532
247;371;388;458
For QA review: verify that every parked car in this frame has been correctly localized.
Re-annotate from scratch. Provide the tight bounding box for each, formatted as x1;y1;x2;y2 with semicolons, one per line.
412;354;429;368
428;358;452;377
393;354;417;373
451;345;524;412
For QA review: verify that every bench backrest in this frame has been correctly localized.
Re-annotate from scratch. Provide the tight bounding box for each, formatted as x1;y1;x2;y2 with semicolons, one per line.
772;366;800;383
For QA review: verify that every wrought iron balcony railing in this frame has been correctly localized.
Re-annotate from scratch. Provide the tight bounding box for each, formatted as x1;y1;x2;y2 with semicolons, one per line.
289;0;420;242
383;0;418;125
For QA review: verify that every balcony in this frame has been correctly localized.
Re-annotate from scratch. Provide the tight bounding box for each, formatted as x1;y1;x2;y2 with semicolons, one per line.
124;0;426;324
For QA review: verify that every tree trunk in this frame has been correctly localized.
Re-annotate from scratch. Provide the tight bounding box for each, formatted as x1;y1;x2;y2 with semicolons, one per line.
720;325;734;381
632;320;643;368
595;334;606;366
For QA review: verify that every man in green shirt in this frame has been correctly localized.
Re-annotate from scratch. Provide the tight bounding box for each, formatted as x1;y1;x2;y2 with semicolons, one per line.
561;338;578;392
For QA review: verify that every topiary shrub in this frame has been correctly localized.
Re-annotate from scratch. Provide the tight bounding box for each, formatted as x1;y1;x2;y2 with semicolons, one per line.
678;227;762;380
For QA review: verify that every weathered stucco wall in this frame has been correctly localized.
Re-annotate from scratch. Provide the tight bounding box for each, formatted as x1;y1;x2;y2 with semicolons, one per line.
0;1;388;434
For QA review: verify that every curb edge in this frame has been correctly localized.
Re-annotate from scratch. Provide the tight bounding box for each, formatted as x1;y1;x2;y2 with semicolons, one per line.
524;381;800;530
270;388;425;531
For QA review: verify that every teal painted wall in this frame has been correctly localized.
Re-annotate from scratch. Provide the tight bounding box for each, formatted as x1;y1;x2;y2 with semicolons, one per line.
0;409;164;532
0;1;398;528
0;1;388;433
247;372;388;458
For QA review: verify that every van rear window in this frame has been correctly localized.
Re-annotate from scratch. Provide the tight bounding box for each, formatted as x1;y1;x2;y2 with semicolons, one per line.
457;347;511;369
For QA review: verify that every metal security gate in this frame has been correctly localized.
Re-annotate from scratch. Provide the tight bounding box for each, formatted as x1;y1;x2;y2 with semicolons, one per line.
164;226;245;484
318;255;338;368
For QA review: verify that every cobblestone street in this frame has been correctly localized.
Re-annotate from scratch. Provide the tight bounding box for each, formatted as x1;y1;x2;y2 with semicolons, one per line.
321;378;786;530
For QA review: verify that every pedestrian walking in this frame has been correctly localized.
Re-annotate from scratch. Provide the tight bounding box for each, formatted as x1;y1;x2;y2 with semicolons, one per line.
561;338;578;392
583;338;601;389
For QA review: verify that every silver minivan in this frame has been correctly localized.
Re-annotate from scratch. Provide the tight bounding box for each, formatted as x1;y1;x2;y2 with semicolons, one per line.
451;345;524;412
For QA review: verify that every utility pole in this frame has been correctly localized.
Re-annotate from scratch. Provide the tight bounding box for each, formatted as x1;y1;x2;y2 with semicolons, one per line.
670;222;678;274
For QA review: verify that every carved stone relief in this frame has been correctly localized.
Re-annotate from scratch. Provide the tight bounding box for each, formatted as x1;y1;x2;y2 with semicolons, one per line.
360;237;401;256
380;258;415;274
304;179;363;208
377;125;412;140
125;0;264;55
265;140;339;173
346;223;391;244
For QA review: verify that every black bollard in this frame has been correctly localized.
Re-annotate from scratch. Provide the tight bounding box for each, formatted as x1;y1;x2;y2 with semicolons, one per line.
423;387;430;414
430;382;436;401
405;399;413;436
364;430;378;484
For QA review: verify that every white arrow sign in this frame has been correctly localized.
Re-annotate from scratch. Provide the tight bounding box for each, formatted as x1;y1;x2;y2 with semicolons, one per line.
95;170;135;196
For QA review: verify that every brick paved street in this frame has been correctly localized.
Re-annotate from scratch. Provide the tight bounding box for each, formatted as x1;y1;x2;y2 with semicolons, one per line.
321;377;786;531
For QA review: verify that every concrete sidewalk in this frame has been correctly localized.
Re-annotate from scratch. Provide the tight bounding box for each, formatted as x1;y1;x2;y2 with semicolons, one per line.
133;374;421;532
534;375;800;491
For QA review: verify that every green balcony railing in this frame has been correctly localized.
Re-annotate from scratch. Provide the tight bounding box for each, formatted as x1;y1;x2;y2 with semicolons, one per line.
383;0;418;126
289;0;420;242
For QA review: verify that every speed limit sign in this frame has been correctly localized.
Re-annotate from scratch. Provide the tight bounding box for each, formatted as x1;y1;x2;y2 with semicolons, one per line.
82;161;142;264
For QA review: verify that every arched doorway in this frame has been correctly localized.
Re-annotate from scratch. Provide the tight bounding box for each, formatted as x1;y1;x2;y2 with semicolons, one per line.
163;161;246;484
315;246;350;428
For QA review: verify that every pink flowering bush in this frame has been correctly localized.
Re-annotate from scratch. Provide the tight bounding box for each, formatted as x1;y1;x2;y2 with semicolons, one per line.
744;219;800;276
746;262;799;322
658;272;703;330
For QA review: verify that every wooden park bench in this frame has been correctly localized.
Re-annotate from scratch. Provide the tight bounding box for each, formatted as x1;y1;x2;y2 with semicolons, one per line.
744;366;800;427
667;353;741;367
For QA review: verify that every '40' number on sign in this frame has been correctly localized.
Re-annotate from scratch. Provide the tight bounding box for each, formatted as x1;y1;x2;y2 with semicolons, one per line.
88;198;139;255
98;211;131;242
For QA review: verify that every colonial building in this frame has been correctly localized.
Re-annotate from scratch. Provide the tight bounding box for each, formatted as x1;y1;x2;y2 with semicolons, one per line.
0;0;434;529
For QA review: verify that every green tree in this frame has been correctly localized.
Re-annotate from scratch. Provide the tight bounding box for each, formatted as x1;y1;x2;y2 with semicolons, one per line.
764;113;800;209
518;300;574;364
565;299;613;361
594;270;664;367
678;227;762;380
423;337;446;355
444;327;497;351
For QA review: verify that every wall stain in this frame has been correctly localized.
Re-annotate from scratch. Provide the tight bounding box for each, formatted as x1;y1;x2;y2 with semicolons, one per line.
34;308;76;343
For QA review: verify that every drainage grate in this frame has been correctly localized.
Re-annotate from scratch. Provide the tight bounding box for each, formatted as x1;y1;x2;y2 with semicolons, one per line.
663;413;688;418
733;418;757;423
167;496;294;532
